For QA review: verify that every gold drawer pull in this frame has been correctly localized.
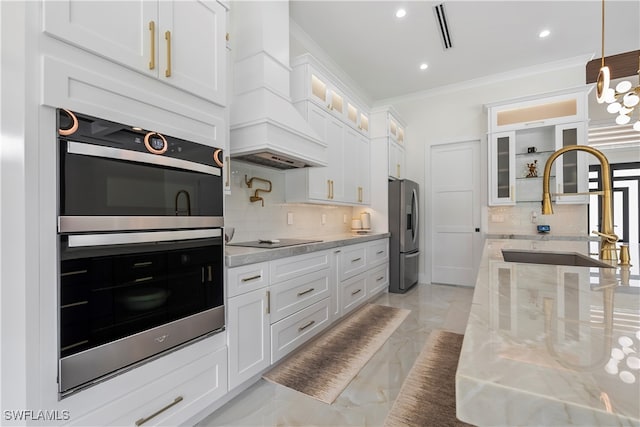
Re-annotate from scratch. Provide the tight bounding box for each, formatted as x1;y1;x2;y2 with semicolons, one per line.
134;276;153;283
266;290;271;314
297;288;315;297
351;289;362;296
351;257;362;263
376;276;385;281
241;274;262;282
135;396;183;426
298;320;315;332
376;250;384;255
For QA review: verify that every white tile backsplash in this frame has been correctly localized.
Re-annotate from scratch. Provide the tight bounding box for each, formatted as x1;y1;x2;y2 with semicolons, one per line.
225;161;352;242
487;203;587;236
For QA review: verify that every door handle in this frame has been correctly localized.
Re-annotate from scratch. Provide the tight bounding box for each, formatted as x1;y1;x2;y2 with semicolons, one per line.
148;21;156;70
165;30;172;77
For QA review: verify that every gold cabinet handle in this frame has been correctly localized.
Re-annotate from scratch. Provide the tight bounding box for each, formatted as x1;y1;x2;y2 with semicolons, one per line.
135;396;183;426
327;180;331;199
376;276;385;281
351;257;362;263
241;274;262;282
331;180;334;199
148;21;156;70
165;30;172;77
358;186;363;202
298;320;315;332
351;289;362;296
397;164;400;177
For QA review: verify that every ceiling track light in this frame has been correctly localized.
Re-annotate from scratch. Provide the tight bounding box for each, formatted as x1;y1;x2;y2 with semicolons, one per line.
433;3;453;50
595;0;640;132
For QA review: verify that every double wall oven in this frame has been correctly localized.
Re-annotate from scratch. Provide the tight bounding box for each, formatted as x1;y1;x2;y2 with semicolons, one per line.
56;109;225;395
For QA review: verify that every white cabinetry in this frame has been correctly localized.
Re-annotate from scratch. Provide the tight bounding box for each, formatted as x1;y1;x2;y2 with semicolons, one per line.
42;0;227;106
227;251;332;388
227;262;270;390
287;54;370;206
338;239;389;317
487;88;590;206
370;108;406;180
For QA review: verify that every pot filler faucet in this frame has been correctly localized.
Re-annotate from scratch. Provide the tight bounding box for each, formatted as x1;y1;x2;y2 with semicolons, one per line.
541;145;618;261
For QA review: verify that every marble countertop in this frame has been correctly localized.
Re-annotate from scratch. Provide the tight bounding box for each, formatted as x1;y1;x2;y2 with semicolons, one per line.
225;232;390;267
457;238;639;426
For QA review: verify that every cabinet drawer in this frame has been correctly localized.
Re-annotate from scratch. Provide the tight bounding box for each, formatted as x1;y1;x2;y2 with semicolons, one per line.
340;244;367;280
367;239;389;267
367;264;388;296
269;269;331;323
71;340;227;426
227;262;269;297
270;250;330;284
271;298;330;363
341;274;367;315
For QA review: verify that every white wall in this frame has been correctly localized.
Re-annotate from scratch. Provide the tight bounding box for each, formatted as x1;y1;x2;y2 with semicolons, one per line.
389;61;590;284
225;161;352;242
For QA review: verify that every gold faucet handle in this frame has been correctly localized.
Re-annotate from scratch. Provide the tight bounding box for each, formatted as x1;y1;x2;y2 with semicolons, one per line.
591;230;619;243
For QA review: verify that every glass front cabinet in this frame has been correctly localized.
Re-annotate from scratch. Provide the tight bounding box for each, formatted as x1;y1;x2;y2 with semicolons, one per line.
487;89;589;207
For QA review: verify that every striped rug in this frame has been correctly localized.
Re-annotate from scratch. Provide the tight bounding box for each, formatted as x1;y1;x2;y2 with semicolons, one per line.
263;303;410;404
384;329;474;427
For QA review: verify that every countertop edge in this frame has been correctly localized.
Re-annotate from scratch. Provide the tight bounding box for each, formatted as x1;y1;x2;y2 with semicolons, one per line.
225;232;391;267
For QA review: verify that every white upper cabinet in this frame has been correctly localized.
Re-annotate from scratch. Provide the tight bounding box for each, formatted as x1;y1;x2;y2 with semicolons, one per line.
370;108;406;180
42;0;227;106
287;54;371;206
486;88;590;206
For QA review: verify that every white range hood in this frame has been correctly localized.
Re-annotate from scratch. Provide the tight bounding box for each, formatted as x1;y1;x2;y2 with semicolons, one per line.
229;1;327;170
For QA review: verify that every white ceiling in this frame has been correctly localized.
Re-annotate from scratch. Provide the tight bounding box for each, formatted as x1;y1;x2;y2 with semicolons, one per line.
289;0;640;104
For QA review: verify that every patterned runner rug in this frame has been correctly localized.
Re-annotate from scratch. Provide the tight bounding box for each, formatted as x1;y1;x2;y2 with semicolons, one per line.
384;329;474;427
263;303;410;404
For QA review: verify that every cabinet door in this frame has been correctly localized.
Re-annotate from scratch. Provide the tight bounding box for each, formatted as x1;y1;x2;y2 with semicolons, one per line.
43;0;157;76
307;107;344;202
555;122;589;204
227;288;270;390
389;140;405;179
356;134;371;204
343;127;360;203
158;0;226;105
489;132;516;205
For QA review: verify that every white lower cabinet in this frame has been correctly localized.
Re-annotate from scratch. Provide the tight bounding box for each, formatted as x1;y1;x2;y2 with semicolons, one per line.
341;273;368;315
227;238;389;394
227;287;270;390
67;334;227;426
366;263;389;296
337;238;389;317
271;298;330;363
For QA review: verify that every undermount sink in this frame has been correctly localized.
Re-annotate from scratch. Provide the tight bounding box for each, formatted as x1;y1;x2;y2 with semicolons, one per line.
501;249;615;268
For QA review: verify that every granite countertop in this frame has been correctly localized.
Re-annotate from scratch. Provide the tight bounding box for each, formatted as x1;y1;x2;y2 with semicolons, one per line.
457;238;639;426
225;232;390;267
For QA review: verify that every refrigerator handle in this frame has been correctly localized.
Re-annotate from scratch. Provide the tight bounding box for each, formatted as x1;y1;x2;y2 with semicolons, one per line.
412;188;419;245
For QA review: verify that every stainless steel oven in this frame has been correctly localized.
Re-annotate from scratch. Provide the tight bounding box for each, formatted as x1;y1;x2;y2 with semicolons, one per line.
56;109;225;395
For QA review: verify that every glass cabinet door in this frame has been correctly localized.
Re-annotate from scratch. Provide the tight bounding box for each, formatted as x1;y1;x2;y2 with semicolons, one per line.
555;122;588;204
489;132;516;205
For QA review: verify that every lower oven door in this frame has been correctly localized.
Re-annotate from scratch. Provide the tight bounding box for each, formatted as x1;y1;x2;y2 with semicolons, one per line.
58;229;224;395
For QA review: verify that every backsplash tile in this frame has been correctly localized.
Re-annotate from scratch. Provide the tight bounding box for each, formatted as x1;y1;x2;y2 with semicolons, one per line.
487;203;587;236
225;161;352;243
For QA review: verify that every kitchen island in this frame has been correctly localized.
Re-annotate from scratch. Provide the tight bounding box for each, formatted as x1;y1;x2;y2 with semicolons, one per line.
457;238;639;426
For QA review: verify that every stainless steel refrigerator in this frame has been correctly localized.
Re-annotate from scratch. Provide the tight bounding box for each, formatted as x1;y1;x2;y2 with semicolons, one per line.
388;179;419;293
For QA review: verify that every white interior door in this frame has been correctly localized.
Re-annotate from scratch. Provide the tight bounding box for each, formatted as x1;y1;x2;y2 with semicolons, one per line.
431;140;481;286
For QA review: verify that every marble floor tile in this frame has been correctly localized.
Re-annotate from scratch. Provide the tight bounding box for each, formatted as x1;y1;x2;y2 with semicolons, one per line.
197;283;474;427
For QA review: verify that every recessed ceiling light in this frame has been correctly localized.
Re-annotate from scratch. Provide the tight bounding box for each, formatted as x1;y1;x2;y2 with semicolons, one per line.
539;29;551;38
419;63;428;70
395;8;407;18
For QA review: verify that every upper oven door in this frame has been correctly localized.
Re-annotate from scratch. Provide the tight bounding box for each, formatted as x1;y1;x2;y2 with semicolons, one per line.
57;109;223;233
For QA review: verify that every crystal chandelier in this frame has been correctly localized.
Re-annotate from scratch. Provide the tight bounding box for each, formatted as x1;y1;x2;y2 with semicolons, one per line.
595;0;640;131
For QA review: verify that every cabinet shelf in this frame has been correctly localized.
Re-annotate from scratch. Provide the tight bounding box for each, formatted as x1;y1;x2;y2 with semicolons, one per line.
515;150;554;157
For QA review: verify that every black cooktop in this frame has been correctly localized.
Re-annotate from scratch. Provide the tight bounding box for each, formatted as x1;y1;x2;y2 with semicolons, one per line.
227;238;322;249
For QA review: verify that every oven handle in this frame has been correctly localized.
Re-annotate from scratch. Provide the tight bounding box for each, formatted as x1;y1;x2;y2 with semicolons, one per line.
67;228;222;248
66;140;221;177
